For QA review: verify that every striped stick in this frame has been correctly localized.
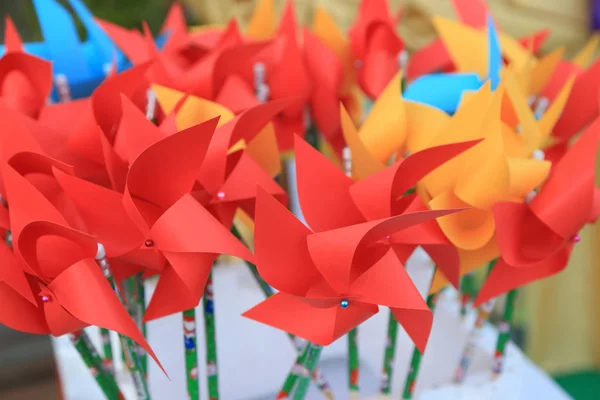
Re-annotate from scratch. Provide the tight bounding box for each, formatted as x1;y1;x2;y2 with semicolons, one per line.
292;344;324;400
96;244;150;400
203;272;219;400
70;330;124;400
183;308;199;400
402;291;439;399
453;259;498;383
379;311;398;397
492;289;518;378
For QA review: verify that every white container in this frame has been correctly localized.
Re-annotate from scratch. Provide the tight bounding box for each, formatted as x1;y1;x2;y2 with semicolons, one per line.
52;249;570;400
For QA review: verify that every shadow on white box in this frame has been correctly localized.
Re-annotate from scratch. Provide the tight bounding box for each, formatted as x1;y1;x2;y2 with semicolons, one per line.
54;248;567;400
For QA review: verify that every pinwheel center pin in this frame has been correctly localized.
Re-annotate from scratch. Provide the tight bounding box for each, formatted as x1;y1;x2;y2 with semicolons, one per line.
340;299;349;309
41;295;51;303
217;191;225;200
572;234;581;243
144;239;155;247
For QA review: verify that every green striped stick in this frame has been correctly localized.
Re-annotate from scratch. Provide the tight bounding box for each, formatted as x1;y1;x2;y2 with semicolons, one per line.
348;328;359;398
453;259;498;383
379;311;398;397
230;227;334;398
135;274;148;376
402;291;439;399
96;244;150;400
203;272;219;400
292;344;324;400
277;342;312;399
460;273;476;316
492;289;518;378
99;328;114;374
183;308;199;400
70;330;124;400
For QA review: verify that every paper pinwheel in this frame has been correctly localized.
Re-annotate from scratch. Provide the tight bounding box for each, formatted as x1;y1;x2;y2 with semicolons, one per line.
96;2;187;66
317;107;481;286
303;12;362;154
404;83;551;291
243;186;463;352
55;99;288;320
0;158;161;369
544;37;600;141
152;85;289;178
1;0;128;100
474;117;600;305
239;2;312;151
0;19;52;119
404;15;502;114
349;0;405;99
407;0;549;79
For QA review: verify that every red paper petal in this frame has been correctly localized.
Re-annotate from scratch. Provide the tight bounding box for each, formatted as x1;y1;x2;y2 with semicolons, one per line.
530;118;600;238
4;16;23;53
17;221;97;280
494;202;565;266
54;168;143;257
149;193;252;261
143;264;199;322
242;292;377;346
295;136;365;232
96;18;148;64
307;209;463;293
474;247;571;306
211;152;287;213
0;281;48;334
126;117;218;214
351;249;432;352
214;75;259;113
0;241;36;304
553;60;600;140
200;98;295;193
114;94;165;163
254;187;321;296
49;258;164;372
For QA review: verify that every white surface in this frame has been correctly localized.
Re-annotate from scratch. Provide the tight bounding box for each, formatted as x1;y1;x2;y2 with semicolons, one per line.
52;249;572;400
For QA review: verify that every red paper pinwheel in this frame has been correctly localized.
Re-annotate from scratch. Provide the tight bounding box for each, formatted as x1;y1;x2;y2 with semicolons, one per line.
546;58;600;141
294;135;481;288
475;117;600;306
55;102;287;320
303;27;357;154
0;159;162;370
97;3;191;65
348;0;404;99
235;3;312;151
0;17;53;118
243;186;462;352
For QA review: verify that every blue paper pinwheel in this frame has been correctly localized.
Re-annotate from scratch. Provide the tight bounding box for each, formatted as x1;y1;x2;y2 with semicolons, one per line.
403;16;501;114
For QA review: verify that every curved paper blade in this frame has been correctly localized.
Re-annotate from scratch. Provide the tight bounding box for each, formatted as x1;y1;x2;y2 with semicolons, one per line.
0;282;48;334
494;202;564;267
54;168;143;257
254;187;321;297
149;193;252;262
295;135;365;232
474;248;571;306
49;258;165;373
243;292;377;346
127;117;219;212
531;118;600;238
351;249;432;352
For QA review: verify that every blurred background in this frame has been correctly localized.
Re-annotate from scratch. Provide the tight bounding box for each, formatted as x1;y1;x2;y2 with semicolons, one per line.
0;0;598;399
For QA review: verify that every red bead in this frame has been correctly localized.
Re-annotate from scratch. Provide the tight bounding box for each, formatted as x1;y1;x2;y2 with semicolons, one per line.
144;239;154;247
